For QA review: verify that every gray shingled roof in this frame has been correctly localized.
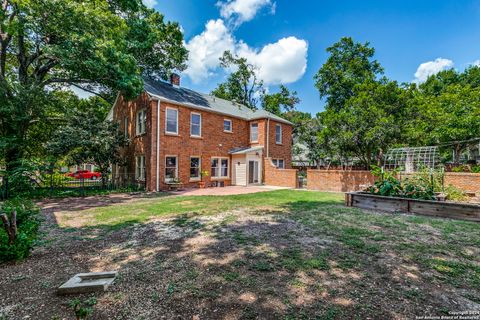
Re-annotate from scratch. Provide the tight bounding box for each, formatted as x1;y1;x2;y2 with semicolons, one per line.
144;78;292;125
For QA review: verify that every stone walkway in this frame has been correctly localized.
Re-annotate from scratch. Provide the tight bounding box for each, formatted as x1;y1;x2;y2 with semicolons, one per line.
169;185;290;196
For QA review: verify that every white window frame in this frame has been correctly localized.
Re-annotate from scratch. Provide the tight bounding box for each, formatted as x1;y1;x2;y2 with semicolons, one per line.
136;110;146;136
165;107;179;135
275;124;282;144
135;155;146;180
124;116;129;138
272;159;285;169
211;157;229;179
250;123;258;143
190;156;201;181
223;119;233;133
190;112;202;137
165;155;178;182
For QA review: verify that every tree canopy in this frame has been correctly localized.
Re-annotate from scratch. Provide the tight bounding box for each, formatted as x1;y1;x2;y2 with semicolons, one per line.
0;0;188;170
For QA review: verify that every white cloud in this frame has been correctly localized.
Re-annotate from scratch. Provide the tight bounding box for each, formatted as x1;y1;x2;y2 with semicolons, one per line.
414;58;454;83
142;0;157;8
237;37;308;85
184;19;236;83
217;0;274;26
184;20;307;85
471;60;480;66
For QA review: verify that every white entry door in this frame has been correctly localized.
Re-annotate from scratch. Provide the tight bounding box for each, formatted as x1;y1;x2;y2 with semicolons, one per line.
248;160;259;184
233;156;247;186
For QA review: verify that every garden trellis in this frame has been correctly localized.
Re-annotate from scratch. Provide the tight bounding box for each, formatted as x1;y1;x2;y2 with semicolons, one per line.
383;146;440;172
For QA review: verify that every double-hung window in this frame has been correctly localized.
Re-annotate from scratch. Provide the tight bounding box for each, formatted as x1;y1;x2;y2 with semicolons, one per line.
165;156;178;182
166;108;178;134
211;157;229;178
223;119;232;132
272;159;285;169
190;113;201;137
136;110;146;135
275;124;282;144
135;155;146;180
250;123;258;142
190;157;201;180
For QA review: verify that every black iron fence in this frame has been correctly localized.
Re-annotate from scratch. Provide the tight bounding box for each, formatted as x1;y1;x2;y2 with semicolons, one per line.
0;172;146;200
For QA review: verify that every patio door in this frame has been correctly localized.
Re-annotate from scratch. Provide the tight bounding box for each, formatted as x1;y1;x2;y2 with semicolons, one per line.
248;160;259;184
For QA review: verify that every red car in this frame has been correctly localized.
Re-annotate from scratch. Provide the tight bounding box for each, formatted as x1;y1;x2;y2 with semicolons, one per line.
66;170;101;180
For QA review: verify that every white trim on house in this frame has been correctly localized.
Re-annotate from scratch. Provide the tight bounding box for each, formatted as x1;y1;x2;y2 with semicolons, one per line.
136;109;147;136
250;122;259;143
275;123;282;144
272;158;285;169
165;155;178;182
135;155;146;180
146;92;293;125
156;100;160;191
190;112;202;137
165;107;179;135
189;156;201;181
223;119;233;133
211;157;229;180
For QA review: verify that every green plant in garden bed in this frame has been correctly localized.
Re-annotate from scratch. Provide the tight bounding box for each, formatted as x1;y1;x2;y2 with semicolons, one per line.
0;199;41;262
368;166;466;201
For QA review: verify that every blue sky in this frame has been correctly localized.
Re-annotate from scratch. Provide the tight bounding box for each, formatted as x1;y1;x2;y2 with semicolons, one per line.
152;0;480;115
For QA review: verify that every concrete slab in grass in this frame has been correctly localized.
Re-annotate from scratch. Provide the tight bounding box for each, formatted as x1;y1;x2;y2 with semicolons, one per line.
57;271;118;295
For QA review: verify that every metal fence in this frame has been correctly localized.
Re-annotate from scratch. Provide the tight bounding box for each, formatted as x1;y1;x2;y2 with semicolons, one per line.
0;172;146;200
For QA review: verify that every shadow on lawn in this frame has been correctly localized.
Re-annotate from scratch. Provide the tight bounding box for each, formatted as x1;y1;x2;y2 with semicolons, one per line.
7;198;470;319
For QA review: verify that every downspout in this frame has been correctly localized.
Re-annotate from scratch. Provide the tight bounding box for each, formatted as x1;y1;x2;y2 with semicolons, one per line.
156;99;160;192
266;118;270;158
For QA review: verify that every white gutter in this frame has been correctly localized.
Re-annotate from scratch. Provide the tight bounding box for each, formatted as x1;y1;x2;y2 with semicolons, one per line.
156;99;160;192
266;118;270;158
146;92;293;125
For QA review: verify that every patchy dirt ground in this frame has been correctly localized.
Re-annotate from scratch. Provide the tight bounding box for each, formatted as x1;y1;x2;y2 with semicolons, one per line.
1;192;479;320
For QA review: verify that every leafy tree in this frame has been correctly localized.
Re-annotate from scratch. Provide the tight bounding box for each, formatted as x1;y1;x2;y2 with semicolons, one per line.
47;97;128;185
314;37;383;111
409;83;480;163
320;80;408;167
0;0;187;171
211;51;264;110
261;85;300;116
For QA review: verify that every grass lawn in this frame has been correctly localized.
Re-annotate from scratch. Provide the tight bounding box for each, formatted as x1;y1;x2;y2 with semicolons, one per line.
1;190;479;319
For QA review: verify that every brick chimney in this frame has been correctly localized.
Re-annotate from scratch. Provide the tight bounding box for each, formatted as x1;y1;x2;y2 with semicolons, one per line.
170;73;180;86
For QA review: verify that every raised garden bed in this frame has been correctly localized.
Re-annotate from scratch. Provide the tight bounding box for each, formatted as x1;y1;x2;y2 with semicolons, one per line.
345;192;480;222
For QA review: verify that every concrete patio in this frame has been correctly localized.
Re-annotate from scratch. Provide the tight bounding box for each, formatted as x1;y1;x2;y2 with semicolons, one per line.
169;185;290;196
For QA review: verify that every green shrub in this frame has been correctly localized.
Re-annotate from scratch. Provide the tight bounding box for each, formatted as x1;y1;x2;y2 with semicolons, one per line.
471;165;480;173
451;165;469;173
0;199;41;262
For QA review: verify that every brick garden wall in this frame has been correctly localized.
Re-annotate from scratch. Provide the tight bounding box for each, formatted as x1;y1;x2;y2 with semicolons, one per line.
306;170;375;192
444;173;480;194
307;170;480;195
264;158;298;188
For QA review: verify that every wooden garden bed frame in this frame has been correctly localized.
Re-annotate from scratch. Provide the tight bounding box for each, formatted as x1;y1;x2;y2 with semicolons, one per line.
345;192;480;222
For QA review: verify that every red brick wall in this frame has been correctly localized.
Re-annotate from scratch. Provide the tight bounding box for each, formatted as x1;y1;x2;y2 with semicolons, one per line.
444;173;480;194
307;170;375;192
113;92;294;191
112;93;152;187
266;120;293;169
156;101;250;190
264;158;298;188
307;170;480;195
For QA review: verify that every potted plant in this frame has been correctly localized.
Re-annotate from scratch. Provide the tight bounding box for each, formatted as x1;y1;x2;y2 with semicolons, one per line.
199;170;209;188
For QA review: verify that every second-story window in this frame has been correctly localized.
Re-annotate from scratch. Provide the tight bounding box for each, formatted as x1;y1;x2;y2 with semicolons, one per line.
224;119;232;132
250;123;258;142
275;124;282;144
190;112;201;137
136;110;146;135
166;108;178;134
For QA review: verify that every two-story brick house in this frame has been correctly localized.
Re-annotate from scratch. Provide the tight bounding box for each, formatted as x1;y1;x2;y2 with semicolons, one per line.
108;75;293;192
